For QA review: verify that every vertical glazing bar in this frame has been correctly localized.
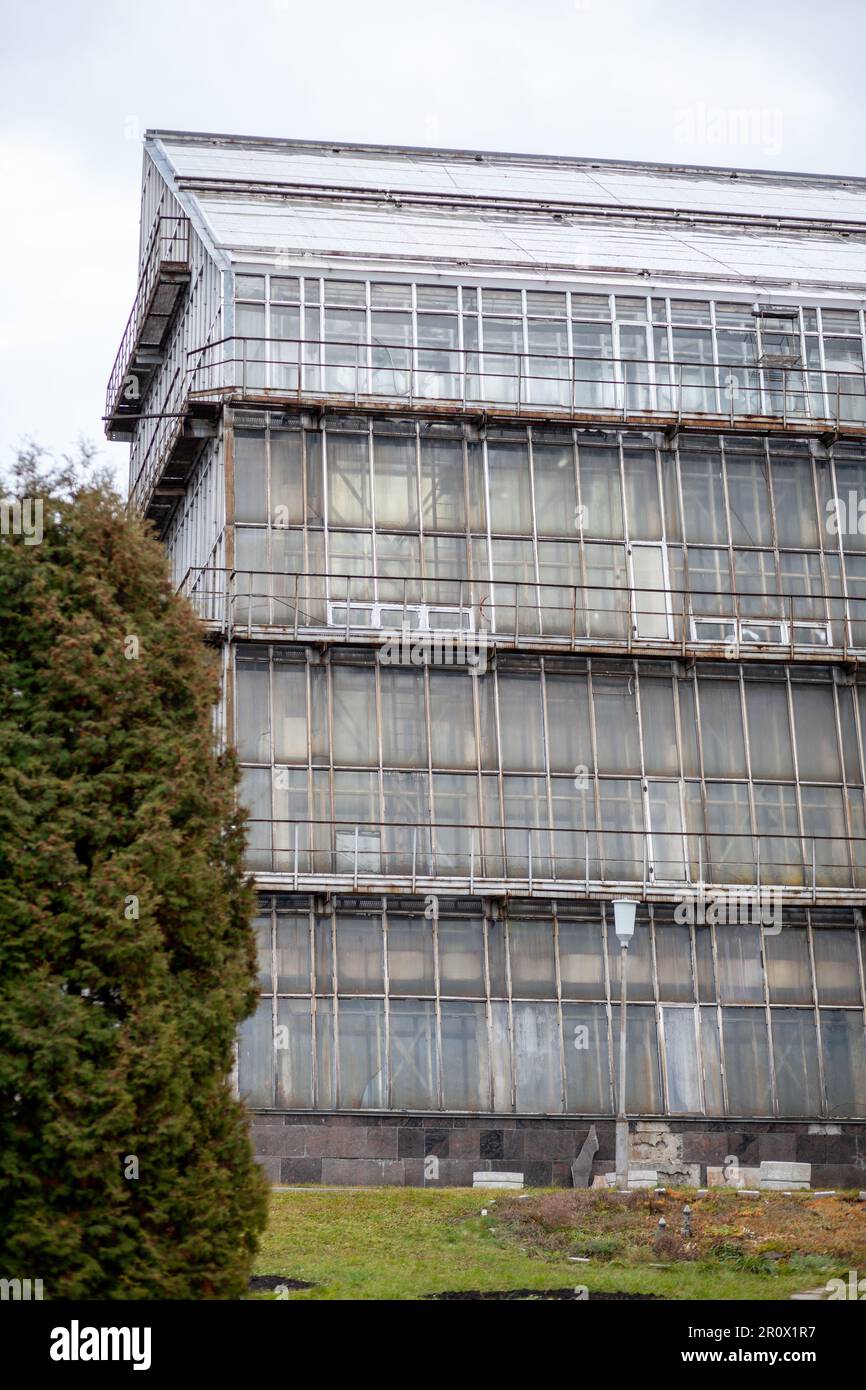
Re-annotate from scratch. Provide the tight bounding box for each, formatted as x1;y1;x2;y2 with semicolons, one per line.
293;822;299;891
353;824;359;890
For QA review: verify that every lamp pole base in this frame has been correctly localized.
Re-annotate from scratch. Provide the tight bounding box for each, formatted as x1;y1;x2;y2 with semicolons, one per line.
615;1117;629;1190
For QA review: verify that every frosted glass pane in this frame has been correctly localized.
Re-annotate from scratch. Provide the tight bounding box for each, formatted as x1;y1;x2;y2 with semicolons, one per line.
821;1010;866;1117
508;919;556;998
699;680;746;776
611;1004;661;1112
238;998;273;1107
498;673;544;771
380;667;427;767
746;682;794;778
792;685;841;781
390;999;438;1109
722;1008;771;1115
640;679;678;774
513;1002;562;1112
338;998;386;1108
765;926;812;1003
276;998;313;1108
236;662;270;762
663;1008;702;1113
386;917;435;994
813;930;862;1004
429;672;476;769
563;1003;611;1112
437;919;485;996
558;918;605;1000
335;917;384;993
716;926;764;1003
772;1009;820;1116
331;666;377;765
276;913;310;992
655;925;695;1002
441;1001;489;1110
272;662;307;763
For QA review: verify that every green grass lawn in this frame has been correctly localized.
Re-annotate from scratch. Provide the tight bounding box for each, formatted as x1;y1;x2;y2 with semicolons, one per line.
252;1186;866;1300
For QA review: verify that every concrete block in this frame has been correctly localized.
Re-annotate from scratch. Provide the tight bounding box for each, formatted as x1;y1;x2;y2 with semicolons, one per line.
759;1160;811;1185
473;1171;524;1189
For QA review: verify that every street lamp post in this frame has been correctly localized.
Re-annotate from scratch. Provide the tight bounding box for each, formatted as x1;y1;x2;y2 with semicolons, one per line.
613;900;638;1190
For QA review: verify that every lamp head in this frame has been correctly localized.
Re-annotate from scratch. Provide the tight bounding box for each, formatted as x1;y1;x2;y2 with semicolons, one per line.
613;899;638;946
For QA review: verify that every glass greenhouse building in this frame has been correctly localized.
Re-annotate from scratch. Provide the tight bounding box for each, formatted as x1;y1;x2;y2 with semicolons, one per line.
106;131;866;1187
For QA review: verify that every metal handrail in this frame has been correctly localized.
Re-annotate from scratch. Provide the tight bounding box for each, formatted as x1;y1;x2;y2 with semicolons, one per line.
243;815;866;895
178;564;856;653
184;333;866;430
106;214;191;419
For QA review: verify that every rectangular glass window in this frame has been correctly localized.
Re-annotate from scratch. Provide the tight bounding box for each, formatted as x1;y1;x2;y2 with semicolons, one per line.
437;918;486;996
508;919;556;998
821;1009;866;1117
276;998;313;1108
663;1008;702;1113
745;682;794;779
812;930;862;1004
611;1004;661;1112
441;1000;489;1109
513;1002;562;1113
338;998;386;1108
716;926;764;1003
386;916;435;994
390;998;439;1108
276;913;311;992
563;1002;611;1112
335;916;384;993
722;1008;771;1115
772;1009;821;1116
331;666;377;765
558;918;605;999
699;680;747;776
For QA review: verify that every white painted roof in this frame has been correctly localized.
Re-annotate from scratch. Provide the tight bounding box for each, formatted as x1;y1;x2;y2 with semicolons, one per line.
150;132;866;295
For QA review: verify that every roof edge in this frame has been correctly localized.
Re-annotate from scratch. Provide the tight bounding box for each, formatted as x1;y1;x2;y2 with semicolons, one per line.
144;128;866;189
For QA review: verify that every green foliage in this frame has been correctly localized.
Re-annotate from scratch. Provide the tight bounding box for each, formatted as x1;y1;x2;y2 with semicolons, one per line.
0;447;267;1298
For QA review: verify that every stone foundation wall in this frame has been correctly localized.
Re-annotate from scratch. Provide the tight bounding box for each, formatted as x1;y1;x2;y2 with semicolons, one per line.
251;1113;866;1190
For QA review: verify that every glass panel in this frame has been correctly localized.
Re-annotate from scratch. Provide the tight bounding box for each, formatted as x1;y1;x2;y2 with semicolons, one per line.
679;451;727;543
331;666;377;765
765;926;812;1003
705;782;752;883
699;680;746;776
335;916;384;993
563;1002;611;1112
722;1008;771;1115
276;913;311;992
429;672;476;769
509;919;556;998
700;1007;725;1114
772;1009;821;1116
623;452;662;540
772;457;818;547
272;661;307;762
275;998;313;1107
640;679;679;775
237;998;273;1106
513;1002;562;1113
438;919;486;996
420;438;466;532
498;673;544;771
545;673;593;774
821;1009;866;1117
726;455;772;544
338;998;386;1108
611;1004;661;1112
663;1008;702;1113
487;442;532;534
745;682;793;778
792;685;842;780
315;997;336;1107
579;446;622;537
655;925;695;1001
533;442;577;535
813;930;862;1004
234;432;267;522
716;926;764;1003
390;999;439;1108
236;660;270;761
327;432;371;526
441;1001;489;1109
607;907;654;1000
598;778;645;880
593;677;640;773
380;667;427;768
373;435;418;528
387;916;435;994
558;918;605;999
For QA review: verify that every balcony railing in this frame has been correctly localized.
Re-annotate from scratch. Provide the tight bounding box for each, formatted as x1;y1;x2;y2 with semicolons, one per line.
178;565;862;660
105;215;190;437
185;334;866;433
244;816;866;901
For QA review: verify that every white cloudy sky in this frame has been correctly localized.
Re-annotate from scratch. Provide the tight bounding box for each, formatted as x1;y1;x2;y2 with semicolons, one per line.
1;0;864;490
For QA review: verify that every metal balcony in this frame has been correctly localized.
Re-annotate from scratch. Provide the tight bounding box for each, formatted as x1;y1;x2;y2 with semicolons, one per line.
105;215;191;439
178;565;862;665
245;816;866;906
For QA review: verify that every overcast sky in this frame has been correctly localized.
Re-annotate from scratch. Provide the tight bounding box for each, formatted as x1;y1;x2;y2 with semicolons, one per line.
1;0;864;490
